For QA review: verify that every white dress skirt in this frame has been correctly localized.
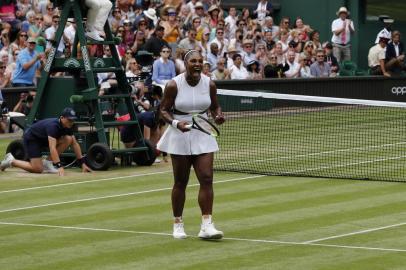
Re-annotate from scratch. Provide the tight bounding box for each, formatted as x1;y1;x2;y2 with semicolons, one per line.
157;73;219;155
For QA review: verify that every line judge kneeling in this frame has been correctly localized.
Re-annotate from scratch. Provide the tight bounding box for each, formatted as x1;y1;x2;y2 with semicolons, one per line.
0;107;92;176
157;50;225;240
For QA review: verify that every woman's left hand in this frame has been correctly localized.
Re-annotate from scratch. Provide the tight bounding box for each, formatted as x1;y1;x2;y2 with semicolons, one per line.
214;114;225;125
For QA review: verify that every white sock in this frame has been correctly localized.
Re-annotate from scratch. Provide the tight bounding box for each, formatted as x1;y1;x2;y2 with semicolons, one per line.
202;215;212;225
174;216;183;223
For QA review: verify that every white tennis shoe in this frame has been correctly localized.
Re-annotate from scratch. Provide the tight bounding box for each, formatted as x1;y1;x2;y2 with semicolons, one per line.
198;221;223;239
42;159;59;174
0;153;15;171
173;223;187;239
85;30;104;42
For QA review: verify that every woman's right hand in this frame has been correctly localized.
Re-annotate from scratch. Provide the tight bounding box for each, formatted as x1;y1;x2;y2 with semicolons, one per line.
177;121;192;132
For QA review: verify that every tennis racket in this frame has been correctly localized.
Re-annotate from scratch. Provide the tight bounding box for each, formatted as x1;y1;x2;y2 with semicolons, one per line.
185;114;220;137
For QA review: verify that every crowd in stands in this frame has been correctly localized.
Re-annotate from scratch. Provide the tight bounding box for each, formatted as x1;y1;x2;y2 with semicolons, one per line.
0;0;404;134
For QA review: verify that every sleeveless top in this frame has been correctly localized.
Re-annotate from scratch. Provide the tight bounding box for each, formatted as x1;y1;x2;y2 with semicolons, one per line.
157;73;219;155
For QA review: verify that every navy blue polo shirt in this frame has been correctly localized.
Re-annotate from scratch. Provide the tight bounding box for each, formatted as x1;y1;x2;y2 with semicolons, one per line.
24;118;74;145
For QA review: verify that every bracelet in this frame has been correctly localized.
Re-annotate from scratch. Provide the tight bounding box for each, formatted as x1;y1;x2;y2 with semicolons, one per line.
171;119;179;129
53;162;62;168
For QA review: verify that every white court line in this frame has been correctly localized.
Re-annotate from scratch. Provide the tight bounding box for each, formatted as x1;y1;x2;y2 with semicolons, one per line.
304;222;406;244
0;170;172;194
0;175;265;214
0;221;405;253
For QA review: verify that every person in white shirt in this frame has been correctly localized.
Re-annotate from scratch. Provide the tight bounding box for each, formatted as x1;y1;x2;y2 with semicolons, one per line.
368;34;391;77
375;17;394;44
229;54;249;79
224;7;237;39
44;15;65;56
331;7;355;63
284;50;301;78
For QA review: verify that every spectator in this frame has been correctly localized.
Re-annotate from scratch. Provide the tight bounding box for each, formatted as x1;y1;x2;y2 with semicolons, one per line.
224;7;237;39
264;29;275;51
108;7;123;34
161;6;182;57
229;53;248;79
178;28;199;51
44;15;65;56
323;42;339;77
241;39;257;66
274;42;286;65
125;58;141;78
263;16;279;41
299;53;313;78
152;45;176;87
12;37;44;87
178;4;193;33
202;61;211;77
226;45;239;68
0;28;11;53
247;60;262;79
375;17;394;44
130;30;147;56
186;0;199;14
193;2;206;23
310;49;331;77
385;31;405;75
135;18;151;39
211;57;230;80
293;17;313;42
144;25;169;57
309;30;322;50
11;30;27;54
368;34;391;77
206;5;221;30
229;28;244;53
64;18;76;49
279;16;291;33
207;42;220;71
209;27;228;57
191;16;205;42
0;60;8;88
278;30;289;53
253;0;272;25
143;8;159;28
0;0;21;33
174;48;186;74
256;43;268;70
284;50;301;78
263;53;289;78
199;28;210;59
331;7;355;63
42;2;55;28
28;13;44;42
123;19;135;48
302;41;315;64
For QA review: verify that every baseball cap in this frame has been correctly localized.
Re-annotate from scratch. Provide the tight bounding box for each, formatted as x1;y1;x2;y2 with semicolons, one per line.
61;107;77;120
27;37;36;43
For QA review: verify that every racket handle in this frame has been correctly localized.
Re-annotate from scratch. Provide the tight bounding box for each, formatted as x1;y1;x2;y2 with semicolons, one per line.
185;124;192;130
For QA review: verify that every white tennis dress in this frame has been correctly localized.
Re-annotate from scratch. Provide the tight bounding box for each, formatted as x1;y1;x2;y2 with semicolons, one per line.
157;73;219;155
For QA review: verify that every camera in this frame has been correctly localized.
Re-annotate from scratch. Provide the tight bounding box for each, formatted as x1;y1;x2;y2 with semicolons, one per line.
238;35;243;40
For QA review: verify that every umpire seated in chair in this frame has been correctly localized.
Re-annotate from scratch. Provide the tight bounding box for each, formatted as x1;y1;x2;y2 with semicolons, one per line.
0;107;92;176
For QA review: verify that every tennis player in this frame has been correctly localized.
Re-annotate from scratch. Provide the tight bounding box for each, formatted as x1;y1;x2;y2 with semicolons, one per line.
0;107;92;176
157;50;225;239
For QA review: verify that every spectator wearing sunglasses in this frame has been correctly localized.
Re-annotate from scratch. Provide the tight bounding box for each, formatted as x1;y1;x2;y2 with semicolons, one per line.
152;45;176;87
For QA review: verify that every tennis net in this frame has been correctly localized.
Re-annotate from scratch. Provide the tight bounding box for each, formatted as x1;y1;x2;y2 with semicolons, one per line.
214;89;406;182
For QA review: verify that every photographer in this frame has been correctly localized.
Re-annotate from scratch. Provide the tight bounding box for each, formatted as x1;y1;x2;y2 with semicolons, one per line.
13;90;35;115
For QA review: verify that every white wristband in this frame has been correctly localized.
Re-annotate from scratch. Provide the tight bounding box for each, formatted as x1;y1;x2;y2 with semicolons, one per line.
171;119;179;129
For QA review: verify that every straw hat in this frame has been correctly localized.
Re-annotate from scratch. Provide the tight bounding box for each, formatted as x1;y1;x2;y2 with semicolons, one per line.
336;7;349;16
208;5;220;13
242;39;253;45
227;45;239;53
143;8;158;25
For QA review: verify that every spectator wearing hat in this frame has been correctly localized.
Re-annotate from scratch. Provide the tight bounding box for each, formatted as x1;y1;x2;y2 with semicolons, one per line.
161;7;183;57
193;2;206;24
310;49;331;78
229;53;249;79
241;39;257;67
375;17;394;44
226;45;239;69
186;0;199;14
144;25;170;57
331;6;355;63
385;31;405;75
211;57;230;80
368;33;391;77
143;8;159;27
206;5;221;29
0;107;92;175
247;60;262;79
202;61;212;77
323;42;339;77
302;41;316;64
12;37;45;87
